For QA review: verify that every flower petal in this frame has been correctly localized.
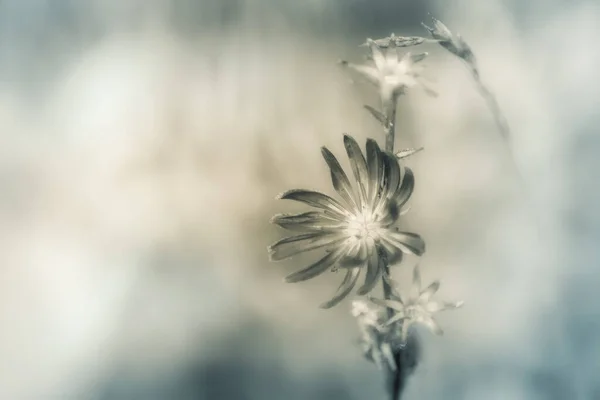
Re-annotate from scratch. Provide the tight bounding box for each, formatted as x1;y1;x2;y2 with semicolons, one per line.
339;61;379;86
393;167;415;208
367;39;386;71
373;152;403;217
321;147;358;212
420;280;440;302
385;231;426;256
271;212;345;232
379;240;403;266
278;189;349;218
268;232;346;261
320;267;361;309
384;312;407;327
343;135;369;206
365;138;383;206
339;239;369;268
425;300;464;313
285;246;346;283
369;297;405;312
384;44;398;65
383;152;403;200
356;245;382;295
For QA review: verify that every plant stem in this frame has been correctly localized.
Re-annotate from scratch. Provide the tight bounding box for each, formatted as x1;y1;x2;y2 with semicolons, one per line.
384;103;397;154
382;98;414;400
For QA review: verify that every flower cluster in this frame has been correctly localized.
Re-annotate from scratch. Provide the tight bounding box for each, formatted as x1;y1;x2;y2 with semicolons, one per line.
267;16;473;400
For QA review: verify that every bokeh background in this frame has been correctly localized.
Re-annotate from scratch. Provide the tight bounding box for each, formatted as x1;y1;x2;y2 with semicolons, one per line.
1;0;599;399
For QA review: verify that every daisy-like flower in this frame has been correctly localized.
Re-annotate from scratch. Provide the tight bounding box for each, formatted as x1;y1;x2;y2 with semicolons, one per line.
268;135;425;308
422;17;476;68
340;38;429;118
370;264;463;345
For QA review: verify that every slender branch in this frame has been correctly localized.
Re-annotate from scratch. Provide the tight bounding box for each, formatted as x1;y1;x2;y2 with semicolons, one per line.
384;101;397;154
466;64;511;142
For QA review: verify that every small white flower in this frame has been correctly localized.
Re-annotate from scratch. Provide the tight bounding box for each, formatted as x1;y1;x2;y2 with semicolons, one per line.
340;38;428;117
370;264;463;345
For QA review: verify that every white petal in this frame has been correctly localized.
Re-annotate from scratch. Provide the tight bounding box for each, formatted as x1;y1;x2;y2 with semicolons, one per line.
419;280;440;302
368;39;386;71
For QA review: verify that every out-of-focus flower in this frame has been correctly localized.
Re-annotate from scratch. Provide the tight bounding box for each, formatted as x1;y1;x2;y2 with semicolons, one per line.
422;17;477;68
370;264;463;345
351;300;396;370
268;135;425;308
340;38;428;118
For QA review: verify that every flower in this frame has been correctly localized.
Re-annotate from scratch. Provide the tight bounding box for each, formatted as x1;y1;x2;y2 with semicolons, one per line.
351;300;397;370
370;264;463;345
422;17;477;68
340;38;428;117
268;135;425;308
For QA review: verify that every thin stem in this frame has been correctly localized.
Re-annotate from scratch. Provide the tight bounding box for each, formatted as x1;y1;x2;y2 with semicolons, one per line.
381;97;412;400
382;94;398;314
467;65;542;238
468;65;510;142
384;101;397;154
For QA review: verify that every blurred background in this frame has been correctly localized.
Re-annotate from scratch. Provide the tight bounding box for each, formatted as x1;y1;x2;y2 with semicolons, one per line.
0;0;599;399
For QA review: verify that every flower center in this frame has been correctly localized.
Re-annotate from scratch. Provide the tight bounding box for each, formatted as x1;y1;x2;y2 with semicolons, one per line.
346;210;382;241
404;304;426;320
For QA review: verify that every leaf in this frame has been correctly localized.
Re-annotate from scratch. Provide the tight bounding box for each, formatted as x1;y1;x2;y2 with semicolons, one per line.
364;105;386;126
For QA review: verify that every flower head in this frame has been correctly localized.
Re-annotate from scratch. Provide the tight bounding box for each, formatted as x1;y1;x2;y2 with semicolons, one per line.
370;264;463;345
422;17;476;68
340;38;429;117
268;135;425;308
351;300;396;370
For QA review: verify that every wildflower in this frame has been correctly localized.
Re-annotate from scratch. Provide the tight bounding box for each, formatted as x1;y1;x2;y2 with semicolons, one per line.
422;17;477;68
340;38;428;118
268;135;425;308
351;300;397;370
370;264;463;345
